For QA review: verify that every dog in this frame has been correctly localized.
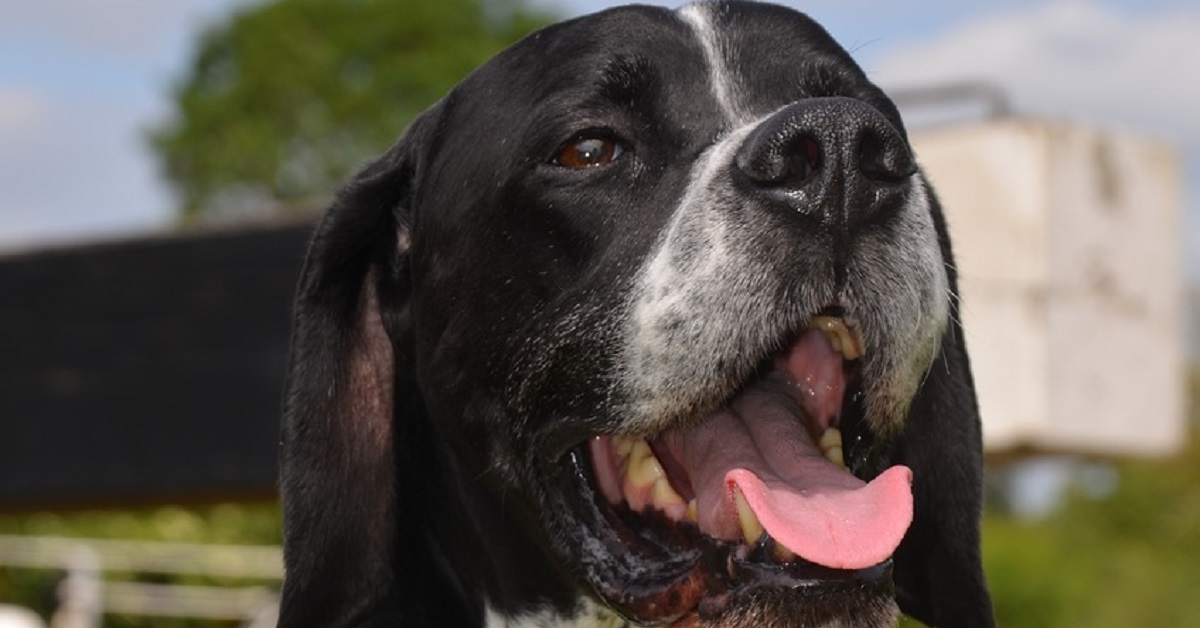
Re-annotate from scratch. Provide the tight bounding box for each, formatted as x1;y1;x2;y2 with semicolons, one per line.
276;2;995;626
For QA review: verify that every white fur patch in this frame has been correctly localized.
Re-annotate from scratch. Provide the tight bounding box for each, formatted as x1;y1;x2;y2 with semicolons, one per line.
677;3;746;124
621;120;770;432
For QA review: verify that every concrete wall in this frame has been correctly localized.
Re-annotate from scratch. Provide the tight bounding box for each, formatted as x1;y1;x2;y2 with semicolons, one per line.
912;120;1185;457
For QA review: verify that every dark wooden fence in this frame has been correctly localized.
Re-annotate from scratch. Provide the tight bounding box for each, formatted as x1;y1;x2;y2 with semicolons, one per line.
0;222;315;510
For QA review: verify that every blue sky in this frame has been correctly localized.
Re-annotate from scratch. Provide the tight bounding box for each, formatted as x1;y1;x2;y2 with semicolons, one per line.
2;0;1198;271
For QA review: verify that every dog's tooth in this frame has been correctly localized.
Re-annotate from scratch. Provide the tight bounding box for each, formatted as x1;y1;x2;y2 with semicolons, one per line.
652;477;684;506
825;446;846;469
651;477;687;518
818;428;846;468
731;486;765;544
843;322;865;359
623;439;648;469
811;316;863;360
685;499;698;523
825;330;844;355
613;435;639;458
629;439;651;461
625;440;665;489
819;426;843;451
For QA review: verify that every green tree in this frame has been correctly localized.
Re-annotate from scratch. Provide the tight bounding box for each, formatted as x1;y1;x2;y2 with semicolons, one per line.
150;0;554;220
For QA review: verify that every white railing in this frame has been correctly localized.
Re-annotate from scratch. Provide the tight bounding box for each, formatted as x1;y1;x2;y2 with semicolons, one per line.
0;535;282;628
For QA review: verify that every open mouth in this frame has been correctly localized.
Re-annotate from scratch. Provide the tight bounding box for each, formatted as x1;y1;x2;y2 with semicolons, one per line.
562;314;914;623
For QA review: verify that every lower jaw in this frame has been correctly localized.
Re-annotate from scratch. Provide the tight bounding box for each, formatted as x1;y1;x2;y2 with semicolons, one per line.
685;577;900;628
561;444;896;625
592;557;897;626
696;562;896;620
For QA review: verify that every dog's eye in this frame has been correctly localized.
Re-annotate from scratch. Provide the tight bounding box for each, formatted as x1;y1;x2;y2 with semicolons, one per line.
553;135;624;169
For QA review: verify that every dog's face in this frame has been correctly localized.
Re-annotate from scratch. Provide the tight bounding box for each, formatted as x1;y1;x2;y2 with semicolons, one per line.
279;3;993;628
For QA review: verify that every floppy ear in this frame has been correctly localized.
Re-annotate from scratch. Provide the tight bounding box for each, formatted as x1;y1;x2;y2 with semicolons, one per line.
891;189;996;627
277;114;461;627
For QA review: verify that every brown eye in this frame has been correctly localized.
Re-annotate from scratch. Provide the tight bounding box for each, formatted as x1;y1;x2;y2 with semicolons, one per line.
554;135;624;169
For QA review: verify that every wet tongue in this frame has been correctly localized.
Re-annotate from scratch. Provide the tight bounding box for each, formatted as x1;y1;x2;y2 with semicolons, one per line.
663;378;913;571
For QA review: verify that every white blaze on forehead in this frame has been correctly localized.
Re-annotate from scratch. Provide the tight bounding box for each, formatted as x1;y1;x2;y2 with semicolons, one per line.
677;3;747;125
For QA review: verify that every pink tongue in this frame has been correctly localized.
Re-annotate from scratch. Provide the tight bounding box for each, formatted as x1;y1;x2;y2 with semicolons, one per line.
727;466;913;570
663;377;913;571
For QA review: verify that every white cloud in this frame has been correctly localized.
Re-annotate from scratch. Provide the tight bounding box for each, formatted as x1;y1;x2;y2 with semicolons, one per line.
869;1;1200;142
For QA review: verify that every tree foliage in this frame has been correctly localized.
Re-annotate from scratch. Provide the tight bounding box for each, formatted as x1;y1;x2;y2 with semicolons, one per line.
150;0;554;219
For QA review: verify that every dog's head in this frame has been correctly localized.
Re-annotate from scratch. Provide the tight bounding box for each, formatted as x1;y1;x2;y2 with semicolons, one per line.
278;2;993;627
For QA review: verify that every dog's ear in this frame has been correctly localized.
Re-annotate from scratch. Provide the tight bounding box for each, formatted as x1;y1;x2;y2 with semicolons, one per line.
892;188;996;627
277;113;436;627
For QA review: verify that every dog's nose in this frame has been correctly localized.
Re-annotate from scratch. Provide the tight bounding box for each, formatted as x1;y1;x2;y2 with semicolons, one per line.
735;97;916;227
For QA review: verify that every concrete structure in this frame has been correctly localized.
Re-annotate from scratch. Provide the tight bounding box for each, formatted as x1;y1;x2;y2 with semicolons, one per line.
912;120;1185;457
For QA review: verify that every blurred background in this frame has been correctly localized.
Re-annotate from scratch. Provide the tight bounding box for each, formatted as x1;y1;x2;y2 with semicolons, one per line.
1;0;1197;626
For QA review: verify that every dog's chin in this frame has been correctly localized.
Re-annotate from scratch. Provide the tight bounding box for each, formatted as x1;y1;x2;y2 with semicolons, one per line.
543;314;913;626
694;587;900;628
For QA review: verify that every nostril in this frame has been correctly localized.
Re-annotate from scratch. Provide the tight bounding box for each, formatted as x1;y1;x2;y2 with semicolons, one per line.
858;128;916;184
738;133;823;188
777;134;822;188
800;135;821;182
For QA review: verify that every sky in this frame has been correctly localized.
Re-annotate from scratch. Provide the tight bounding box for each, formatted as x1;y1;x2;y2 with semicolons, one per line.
1;0;1198;269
